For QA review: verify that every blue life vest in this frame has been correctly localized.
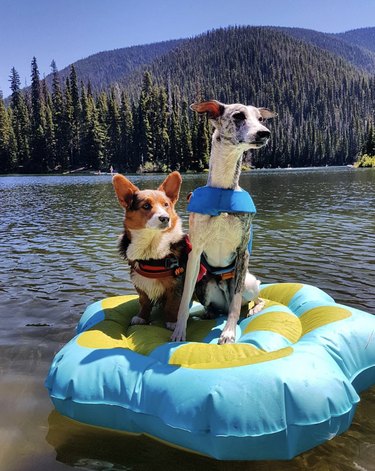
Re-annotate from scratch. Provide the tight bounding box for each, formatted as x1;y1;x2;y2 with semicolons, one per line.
187;186;256;254
187;186;256;216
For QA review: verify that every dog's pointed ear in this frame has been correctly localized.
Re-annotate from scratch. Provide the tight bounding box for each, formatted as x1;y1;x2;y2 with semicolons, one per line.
112;174;139;209
158;171;182;204
190;100;225;120
259;108;278;120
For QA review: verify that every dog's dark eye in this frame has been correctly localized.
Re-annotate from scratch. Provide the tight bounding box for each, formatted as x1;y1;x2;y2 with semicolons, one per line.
143;203;152;210
232;112;246;121
164;202;169;207
258;116;264;122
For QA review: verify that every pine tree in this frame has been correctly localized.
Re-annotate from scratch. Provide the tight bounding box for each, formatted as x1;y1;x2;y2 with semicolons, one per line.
119;91;134;170
9;67;30;171
64;77;74;168
29;57;47;172
180;99;193;171
168;89;182;170
95;91;109;162
137;71;154;170
0;92;16;172
42;79;56;170
153;86;169;169
51;60;69;169
362;122;375;155
80;82;105;169
69;65;82;167
191;112;209;171
106;88;121;170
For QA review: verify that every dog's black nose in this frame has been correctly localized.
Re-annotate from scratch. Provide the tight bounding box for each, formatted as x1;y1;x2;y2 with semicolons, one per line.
159;216;170;223
256;130;270;140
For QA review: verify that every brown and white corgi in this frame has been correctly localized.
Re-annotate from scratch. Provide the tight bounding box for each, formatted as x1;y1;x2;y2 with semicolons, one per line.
112;172;187;329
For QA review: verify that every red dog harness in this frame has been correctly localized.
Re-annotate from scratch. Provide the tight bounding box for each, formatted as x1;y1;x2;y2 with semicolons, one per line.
133;235;190;279
133;235;207;281
134;235;235;282
134;256;184;279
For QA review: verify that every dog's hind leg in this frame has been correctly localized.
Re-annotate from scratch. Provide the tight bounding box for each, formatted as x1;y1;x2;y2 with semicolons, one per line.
219;279;232;309
219;214;252;344
237;215;265;315
249;298;265;315
243;272;265;315
197;277;229;318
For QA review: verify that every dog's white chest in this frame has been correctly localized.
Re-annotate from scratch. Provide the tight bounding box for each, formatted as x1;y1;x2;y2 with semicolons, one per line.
131;272;165;301
191;213;243;266
126;229;177;260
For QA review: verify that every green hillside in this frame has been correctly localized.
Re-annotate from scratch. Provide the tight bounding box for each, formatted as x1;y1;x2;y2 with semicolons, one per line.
337;27;375;53
274;27;375;74
44;39;185;92
122;26;375;167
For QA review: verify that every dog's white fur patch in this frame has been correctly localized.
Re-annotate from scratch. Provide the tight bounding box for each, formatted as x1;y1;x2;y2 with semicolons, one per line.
130;315;147;325
127;219;184;302
131;273;166;301
190;212;245;267
146;206;170;229
127;219;183;261
207;146;246;189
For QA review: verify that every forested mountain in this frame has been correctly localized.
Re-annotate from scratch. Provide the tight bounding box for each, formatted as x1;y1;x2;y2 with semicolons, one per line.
1;26;374;174
274;27;375;74
337;27;375;53
30;39;185;95
46;39;185;92
120;27;375;167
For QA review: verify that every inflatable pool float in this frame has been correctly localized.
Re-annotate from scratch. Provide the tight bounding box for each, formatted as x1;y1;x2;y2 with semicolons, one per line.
45;283;375;460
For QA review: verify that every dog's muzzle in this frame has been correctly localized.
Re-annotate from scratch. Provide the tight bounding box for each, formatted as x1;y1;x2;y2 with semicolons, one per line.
158;216;170;229
256;130;271;140
253;130;270;147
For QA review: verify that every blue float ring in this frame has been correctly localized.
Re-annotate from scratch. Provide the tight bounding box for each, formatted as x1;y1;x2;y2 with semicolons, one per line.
45;283;375;460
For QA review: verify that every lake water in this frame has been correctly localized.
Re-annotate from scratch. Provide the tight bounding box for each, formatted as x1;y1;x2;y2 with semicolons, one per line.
1;167;374;471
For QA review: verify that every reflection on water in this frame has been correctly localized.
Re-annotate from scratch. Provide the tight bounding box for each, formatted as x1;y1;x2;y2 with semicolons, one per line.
0;168;374;471
46;390;375;471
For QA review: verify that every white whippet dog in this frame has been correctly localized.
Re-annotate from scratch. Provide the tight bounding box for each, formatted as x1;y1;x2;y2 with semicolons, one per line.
171;100;277;344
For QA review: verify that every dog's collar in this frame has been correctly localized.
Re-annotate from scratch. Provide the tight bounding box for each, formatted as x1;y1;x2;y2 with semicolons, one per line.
187;186;256;216
200;253;236;281
134;256;184;279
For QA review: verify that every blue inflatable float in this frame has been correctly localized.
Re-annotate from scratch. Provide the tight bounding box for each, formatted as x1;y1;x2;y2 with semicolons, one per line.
45;283;375;460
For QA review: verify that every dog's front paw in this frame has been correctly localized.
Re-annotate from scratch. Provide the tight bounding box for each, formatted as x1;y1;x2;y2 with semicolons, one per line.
171;322;186;342
130;315;148;325
218;329;236;345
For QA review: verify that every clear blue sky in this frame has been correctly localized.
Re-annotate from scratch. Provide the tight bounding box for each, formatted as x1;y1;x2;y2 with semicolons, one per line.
1;0;375;96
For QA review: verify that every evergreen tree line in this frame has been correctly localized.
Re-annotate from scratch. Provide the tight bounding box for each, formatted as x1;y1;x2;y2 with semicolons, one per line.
0;60;211;174
134;27;375;168
2;26;375;174
361;121;375;156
